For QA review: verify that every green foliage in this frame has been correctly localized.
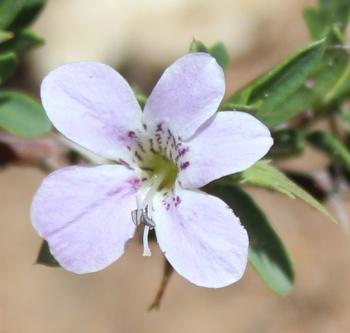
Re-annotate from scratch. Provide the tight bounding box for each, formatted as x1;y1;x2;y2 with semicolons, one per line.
189;40;208;53
304;0;350;42
224;40;326;126
0;30;13;43
9;0;47;30
0;0;49;137
268;128;305;158
36;241;59;267
307;131;350;170
0;0;25;30
240;161;335;222
0;51;16;83
0;90;51;137
0;27;44;52
207;184;294;295
0;0;45;54
208;42;230;71
190;39;230;70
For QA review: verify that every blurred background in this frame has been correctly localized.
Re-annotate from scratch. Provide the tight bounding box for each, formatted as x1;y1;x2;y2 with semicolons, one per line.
1;0;350;332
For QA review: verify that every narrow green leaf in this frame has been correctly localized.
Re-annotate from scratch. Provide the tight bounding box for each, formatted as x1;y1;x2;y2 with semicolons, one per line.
307;130;350;170
207;184;294;295
0;0;25;30
241;161;335;222
303;8;325;41
36;240;59;267
268;128;305;158
220;104;257;114
225;40;326;126
0;90;52;137
226;40;326;105
271;47;350;116
209;42;230;70
322;48;350;103
304;0;350;42
9;0;47;30
0;51;16;83
227;45;350;127
0;28;44;52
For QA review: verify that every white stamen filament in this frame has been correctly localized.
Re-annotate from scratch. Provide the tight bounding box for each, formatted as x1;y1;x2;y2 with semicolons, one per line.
136;170;167;257
143;226;152;256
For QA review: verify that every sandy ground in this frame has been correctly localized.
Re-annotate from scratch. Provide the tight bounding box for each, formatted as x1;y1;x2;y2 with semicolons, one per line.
1;0;350;332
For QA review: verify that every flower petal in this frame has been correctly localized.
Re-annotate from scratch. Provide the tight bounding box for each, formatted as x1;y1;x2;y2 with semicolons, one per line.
143;53;225;140
41;62;142;162
178;111;273;188
153;185;248;288
31;165;140;273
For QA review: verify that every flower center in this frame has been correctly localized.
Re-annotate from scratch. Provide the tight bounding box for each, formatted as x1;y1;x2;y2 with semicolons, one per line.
130;132;181;257
141;153;179;190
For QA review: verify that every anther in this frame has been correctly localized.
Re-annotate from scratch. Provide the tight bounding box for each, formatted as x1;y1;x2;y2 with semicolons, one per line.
131;207;155;229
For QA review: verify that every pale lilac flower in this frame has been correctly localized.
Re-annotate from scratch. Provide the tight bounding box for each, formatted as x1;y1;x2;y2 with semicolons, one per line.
31;53;272;288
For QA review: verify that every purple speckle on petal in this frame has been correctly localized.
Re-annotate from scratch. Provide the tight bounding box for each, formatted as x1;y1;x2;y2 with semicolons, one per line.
175;196;181;207
138;142;146;153
120;159;133;170
180;161;190;170
134;151;143;161
128;131;136;139
128;177;141;190
156;123;164;133
176;147;189;161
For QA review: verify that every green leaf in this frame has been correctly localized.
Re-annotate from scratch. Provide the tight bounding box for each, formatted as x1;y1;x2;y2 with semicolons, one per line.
189;39;208;53
0;0;25;30
226;44;350;126
0;51;16;83
207;184;294;295
225;39;326;126
268;128;305;158
189;39;230;70
36;240;59;267
304;0;350;42
240;161;335;222
303;8;325;41
0;90;52;137
0;28;44;52
9;0;47;30
209;42;230;71
0;30;13;43
307;130;350;170
321;47;350;103
274;47;350;113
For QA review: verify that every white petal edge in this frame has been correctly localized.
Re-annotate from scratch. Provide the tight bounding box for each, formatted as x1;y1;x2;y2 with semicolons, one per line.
143;53;225;140
31;165;140;273
178;111;273;189
41;62;143;163
153;185;249;288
